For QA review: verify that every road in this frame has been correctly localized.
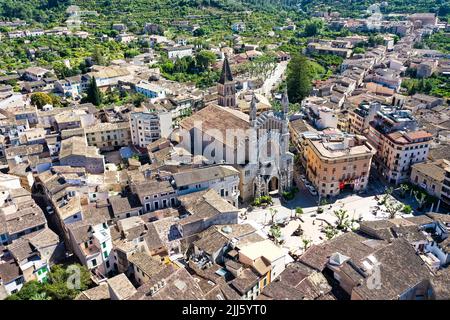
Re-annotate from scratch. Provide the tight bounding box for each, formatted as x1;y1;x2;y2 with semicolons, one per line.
256;61;288;98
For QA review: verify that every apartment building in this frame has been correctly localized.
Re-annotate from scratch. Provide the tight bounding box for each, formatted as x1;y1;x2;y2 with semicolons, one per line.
348;102;383;134
365;108;433;184
85;122;131;151
129;110;172;148
374;130;433;184
304;133;375;197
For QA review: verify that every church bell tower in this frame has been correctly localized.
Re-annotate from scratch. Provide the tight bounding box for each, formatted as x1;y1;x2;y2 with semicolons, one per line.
217;54;236;108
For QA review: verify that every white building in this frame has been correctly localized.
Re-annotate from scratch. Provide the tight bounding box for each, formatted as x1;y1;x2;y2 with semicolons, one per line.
166;46;194;59
67;219;114;279
129;110;172;148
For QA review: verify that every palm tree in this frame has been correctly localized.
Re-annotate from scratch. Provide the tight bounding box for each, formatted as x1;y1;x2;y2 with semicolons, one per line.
30;292;51;300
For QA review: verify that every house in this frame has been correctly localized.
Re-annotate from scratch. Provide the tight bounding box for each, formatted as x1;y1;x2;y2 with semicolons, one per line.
299;230;434;300
128;266;205;300
238;239;286;285
191;223;263;266
59;136;105;174
115;33;136;44
67;217;114;279
0;258;24;297
108;194;143;220
0;202;47;244
177;189;239;237
55;75;84;98
6;228;62;284
20;67;51;81
75;282;110;300
171;165;240;206
135;80;166;100
258;262;333;300
131;179;177;213
127;251;167;286
165;46;194;60
228;266;261;300
107;273;137;300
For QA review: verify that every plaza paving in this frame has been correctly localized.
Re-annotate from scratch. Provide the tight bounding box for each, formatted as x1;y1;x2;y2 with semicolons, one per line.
240;191;415;256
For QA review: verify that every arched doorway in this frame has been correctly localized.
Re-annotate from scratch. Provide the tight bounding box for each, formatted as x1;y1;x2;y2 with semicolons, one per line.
268;176;279;193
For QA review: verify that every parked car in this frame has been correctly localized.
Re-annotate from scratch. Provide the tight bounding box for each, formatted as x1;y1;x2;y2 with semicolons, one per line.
307;186;318;196
46;205;54;215
300;175;306;182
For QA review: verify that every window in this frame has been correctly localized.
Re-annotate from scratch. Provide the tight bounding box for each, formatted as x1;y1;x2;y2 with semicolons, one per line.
104;252;108;259
91;259;97;267
102;242;106;249
106;261;110;269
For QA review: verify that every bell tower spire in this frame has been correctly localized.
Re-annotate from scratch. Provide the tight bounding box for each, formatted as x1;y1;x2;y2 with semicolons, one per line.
217;54;236;108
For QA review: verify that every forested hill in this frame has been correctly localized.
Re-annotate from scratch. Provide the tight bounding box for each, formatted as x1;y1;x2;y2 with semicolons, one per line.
1;0;449;25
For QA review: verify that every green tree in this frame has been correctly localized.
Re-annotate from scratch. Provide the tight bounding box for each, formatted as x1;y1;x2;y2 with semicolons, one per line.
402;205;413;214
43;264;92;300
86;76;102;106
30;92;53;108
304;19;323;37
268;207;278;225
302;237;312;251
270;225;282;243
295;207;304;218
413;190;428;211
49;93;62;108
195;50;216;72
324;225;338;240
398;184;409;198
333;208;350;230
385;201;404;219
6;264;92;300
131;93;146;107
193;28;206;37
286;54;312;104
92;46;106;66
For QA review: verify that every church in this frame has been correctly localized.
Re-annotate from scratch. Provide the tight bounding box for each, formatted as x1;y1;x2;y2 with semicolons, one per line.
179;55;294;203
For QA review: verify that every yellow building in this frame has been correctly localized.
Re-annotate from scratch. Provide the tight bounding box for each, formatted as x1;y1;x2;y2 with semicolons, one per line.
304;133;376;197
85;122;131;151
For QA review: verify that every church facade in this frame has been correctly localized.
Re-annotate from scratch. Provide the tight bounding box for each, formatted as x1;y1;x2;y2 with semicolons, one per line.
179;55;294;203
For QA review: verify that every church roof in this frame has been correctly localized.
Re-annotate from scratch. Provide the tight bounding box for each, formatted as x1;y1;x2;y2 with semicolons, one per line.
218;55;233;84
